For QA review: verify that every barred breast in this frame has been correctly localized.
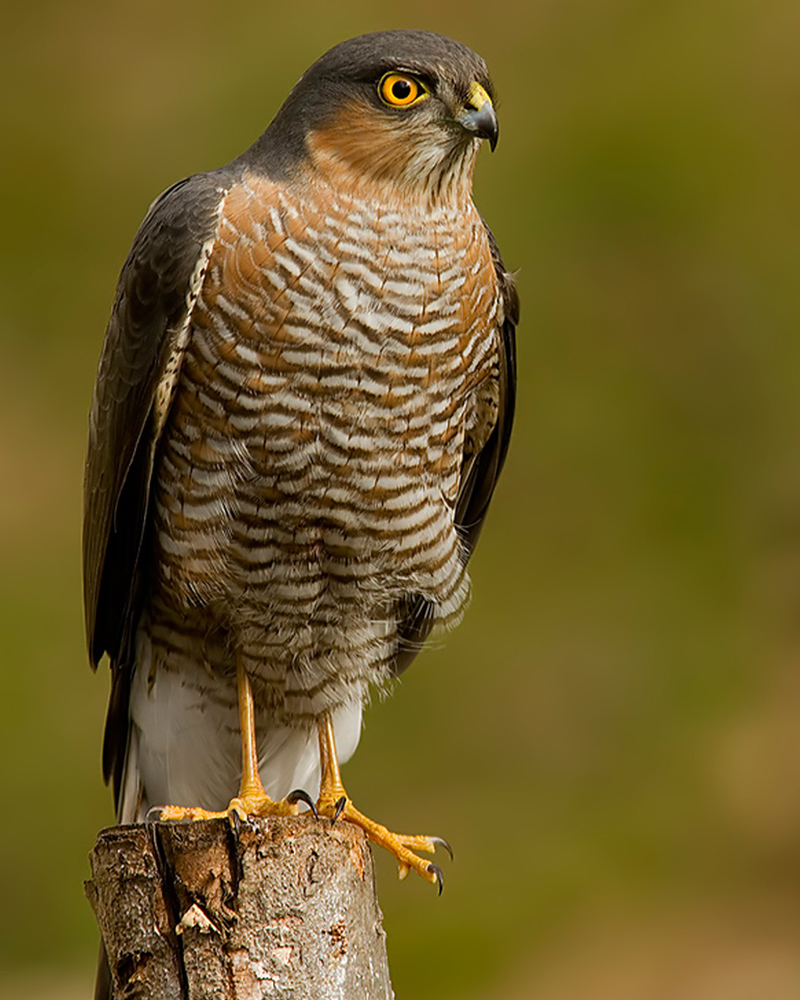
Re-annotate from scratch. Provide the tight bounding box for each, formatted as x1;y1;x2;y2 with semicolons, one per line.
144;169;501;724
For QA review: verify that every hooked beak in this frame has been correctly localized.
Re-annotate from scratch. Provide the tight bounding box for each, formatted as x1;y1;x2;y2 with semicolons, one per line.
458;81;499;151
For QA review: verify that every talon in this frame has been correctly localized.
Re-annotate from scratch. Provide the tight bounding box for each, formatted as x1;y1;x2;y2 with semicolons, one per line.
287;788;318;818
146;805;164;823
314;714;451;889
229;806;243;836
331;796;347;825
430;836;454;861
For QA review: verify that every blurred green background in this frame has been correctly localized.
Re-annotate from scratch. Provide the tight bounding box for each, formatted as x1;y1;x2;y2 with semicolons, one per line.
2;0;800;996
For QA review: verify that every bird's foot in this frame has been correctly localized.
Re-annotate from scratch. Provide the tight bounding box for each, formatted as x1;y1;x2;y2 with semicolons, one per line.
155;804;228;822
316;786;452;893
156;788;303;825
226;790;300;823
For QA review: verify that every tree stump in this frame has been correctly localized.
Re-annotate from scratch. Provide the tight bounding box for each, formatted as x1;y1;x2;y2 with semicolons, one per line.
85;815;394;999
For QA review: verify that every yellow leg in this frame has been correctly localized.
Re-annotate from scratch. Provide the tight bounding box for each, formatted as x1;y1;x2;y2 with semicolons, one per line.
315;712;451;892
159;661;299;822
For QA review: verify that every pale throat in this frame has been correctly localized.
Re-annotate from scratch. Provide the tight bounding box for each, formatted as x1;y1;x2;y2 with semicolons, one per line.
304;118;480;211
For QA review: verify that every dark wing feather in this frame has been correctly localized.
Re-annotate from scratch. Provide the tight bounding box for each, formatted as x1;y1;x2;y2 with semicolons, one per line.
82;170;228;791
392;222;518;675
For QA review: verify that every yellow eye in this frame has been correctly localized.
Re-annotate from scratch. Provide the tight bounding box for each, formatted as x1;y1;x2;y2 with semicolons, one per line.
378;73;427;108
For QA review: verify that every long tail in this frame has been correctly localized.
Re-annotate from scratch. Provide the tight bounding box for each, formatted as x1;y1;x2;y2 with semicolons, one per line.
93;716;144;1000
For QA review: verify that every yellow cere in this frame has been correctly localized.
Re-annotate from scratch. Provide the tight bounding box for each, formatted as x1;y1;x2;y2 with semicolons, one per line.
467;81;493;111
379;73;428;107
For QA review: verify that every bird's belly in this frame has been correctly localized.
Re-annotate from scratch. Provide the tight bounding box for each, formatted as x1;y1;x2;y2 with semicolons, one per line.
146;352;471;720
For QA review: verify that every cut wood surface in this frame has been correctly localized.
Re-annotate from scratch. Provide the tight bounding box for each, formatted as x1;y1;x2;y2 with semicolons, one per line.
86;815;394;1000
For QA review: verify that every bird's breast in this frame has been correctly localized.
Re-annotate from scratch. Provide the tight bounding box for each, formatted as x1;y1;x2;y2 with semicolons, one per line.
146;172;499;695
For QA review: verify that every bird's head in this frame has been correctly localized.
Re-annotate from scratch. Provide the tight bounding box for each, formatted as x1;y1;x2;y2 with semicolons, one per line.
256;31;498;206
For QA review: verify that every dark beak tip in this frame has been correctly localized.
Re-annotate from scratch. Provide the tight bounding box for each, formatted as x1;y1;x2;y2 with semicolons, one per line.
461;104;499;151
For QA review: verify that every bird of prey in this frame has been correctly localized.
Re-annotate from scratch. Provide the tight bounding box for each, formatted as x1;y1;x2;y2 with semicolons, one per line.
84;29;517;898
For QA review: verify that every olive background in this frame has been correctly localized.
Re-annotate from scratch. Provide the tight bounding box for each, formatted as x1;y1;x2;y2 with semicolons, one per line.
2;0;800;997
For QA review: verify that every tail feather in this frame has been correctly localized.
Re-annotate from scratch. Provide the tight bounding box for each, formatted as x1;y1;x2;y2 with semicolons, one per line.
93;942;113;1000
93;727;144;1000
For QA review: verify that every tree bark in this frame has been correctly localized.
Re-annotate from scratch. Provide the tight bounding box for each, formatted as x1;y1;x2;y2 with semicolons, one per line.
85;815;394;1000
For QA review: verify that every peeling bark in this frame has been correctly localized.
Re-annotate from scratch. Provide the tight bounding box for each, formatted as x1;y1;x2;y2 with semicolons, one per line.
86;815;394;999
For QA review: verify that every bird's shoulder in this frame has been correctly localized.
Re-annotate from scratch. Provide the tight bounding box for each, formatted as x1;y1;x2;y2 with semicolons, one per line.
90;170;233;417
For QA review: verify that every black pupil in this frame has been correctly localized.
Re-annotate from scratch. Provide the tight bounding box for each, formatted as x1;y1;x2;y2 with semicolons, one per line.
392;79;413;100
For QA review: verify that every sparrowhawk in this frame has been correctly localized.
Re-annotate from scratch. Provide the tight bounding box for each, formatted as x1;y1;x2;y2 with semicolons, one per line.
84;30;517;907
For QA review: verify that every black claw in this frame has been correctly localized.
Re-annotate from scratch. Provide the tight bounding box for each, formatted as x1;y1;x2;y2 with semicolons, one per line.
230;808;242;837
145;806;164;824
430;836;454;861
287;788;318;818
428;863;444;895
331;796;347;825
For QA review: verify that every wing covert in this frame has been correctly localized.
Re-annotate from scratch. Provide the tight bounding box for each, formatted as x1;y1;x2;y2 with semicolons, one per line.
83;171;229;669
